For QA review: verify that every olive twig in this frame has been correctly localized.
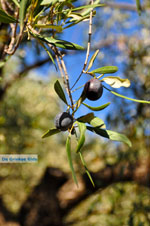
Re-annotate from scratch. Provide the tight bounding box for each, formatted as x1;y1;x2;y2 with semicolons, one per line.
71;0;94;90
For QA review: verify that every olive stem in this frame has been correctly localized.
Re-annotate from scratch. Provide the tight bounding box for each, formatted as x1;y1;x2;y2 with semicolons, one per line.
71;0;94;90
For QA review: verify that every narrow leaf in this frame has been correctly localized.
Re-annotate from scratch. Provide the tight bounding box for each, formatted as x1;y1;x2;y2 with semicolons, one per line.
89;117;106;129
104;86;150;104
77;113;94;123
41;0;58;5
44;36;84;50
20;0;29;30
71;4;105;11
76;122;86;152
87;50;99;72
42;128;60;138
79;152;95;187
0;9;16;23
102;76;131;88
82;102;110;111
31;33;84;50
66;136;78;186
54;80;68;105
35;24;63;32
87;126;132;147
90;66;118;74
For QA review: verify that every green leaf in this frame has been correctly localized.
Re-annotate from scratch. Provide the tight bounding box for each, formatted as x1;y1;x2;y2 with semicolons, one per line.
31;33;84;50
0;9;17;23
79;152;95;187
54;80;68;105
12;0;20;7
71;3;105;12
44;36;84;50
77;113;94;123
102;76;131;88
89;117;106;129
41;0;58;5
42;128;60;138
66;135;78;186
136;0;142;15
82;102;110;111
76;122;86;152
87;50;99;72
90;66;118;74
35;24;63;32
104;86;150;104
19;0;29;30
87;126;132;147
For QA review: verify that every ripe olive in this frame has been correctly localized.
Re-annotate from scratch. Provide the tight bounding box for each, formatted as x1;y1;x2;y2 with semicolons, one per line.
84;78;103;101
55;112;73;131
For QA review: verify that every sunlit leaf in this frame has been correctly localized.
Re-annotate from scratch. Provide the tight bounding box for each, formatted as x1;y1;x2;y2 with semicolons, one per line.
102;76;131;88
104;86;150;104
76;122;86;152
77;113;94;123
41;0;58;5
35;24;63;32
82;102;110;111
79;152;95;187
32;33;84;50
89;117;106;129
20;0;29;30
45;37;84;50
90;66;118;74
54;80;68;105
87;126;132;147
87;50;99;72
66;135;78;186
71;3;105;12
0;9;16;23
42;128;60;138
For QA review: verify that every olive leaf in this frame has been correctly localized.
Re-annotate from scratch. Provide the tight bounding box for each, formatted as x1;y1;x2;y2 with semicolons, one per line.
54;80;68;105
79;152;95;187
102;76;131;88
42;128;60;138
82;102;110;111
76;122;86;153
0;9;17;23
89;117;106;129
87;126;132;147
77;114;105;129
31;33;84;50
77;113;94;123
66;135;78;186
20;0;29;30
41;0;58;5
90;66;118;74
86;50;99;72
104;86;150;104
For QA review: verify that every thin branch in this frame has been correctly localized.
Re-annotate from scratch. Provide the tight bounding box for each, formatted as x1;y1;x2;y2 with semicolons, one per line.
4;9;19;54
71;0;94;90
